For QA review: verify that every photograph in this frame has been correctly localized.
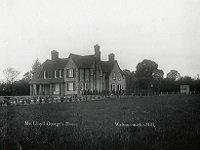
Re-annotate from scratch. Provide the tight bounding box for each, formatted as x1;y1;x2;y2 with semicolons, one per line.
0;0;200;149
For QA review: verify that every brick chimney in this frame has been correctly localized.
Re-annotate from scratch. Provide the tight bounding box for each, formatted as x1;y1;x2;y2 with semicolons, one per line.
108;53;115;61
94;44;101;60
51;50;59;60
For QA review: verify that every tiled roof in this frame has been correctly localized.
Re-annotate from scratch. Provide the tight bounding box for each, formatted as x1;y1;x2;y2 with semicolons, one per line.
30;53;124;84
100;60;116;74
30;58;68;84
69;53;96;68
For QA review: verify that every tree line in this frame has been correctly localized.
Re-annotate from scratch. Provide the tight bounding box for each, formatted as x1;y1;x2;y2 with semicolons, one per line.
123;59;200;94
1;58;200;96
0;58;41;96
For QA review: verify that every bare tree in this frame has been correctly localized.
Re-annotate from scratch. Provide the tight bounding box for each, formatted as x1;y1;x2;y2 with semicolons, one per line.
3;67;20;84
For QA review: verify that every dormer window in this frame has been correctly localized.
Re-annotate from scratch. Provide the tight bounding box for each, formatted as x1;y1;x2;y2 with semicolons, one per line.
49;71;52;78
54;70;57;78
56;70;59;78
44;71;47;79
61;69;64;77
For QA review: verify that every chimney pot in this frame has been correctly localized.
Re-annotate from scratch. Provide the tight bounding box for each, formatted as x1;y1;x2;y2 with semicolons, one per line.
108;53;115;61
94;44;101;60
51;50;59;60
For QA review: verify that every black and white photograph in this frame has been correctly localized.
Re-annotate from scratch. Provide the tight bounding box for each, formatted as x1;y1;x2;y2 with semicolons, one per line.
0;0;200;149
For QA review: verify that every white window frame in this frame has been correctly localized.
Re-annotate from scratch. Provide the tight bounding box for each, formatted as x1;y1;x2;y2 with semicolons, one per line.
68;69;74;78
85;83;89;90
112;84;116;91
68;82;74;91
54;70;57;78
80;82;84;91
44;72;46;79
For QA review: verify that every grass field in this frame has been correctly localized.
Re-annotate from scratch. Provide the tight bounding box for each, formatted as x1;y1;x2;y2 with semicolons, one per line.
1;95;200;150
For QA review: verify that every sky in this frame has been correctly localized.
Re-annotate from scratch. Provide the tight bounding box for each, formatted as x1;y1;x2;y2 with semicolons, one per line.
0;0;200;81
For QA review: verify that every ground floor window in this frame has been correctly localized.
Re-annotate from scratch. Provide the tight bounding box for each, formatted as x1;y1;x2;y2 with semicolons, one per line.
85;83;89;90
111;84;116;91
53;84;60;95
67;82;75;91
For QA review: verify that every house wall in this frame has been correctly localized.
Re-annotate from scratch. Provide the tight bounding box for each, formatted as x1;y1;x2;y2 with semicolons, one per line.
109;63;124;91
64;58;78;95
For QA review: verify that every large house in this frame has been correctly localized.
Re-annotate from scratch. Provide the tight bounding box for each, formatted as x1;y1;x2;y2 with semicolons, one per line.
29;44;126;96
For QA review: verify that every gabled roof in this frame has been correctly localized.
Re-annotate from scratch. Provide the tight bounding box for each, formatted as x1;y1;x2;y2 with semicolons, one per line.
30;52;125;84
100;60;116;74
30;58;68;84
69;53;96;68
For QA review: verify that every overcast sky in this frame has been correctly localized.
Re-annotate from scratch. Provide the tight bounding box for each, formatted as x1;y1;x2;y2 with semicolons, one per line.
0;0;200;81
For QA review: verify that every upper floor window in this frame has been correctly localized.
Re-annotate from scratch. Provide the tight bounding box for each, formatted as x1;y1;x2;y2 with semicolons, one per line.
60;69;64;78
112;72;116;80
48;71;52;78
90;69;94;75
44;71;47;79
56;70;59;78
67;69;75;78
118;72;121;81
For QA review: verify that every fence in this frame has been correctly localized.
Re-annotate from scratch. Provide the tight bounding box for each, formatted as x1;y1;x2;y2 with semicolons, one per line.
0;91;194;106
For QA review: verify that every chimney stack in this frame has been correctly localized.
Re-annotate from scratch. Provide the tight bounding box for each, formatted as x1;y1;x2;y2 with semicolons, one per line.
94;44;101;60
108;53;115;61
51;50;59;60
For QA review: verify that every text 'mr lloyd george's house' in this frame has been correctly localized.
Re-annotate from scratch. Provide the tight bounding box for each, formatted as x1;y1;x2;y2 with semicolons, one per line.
29;44;126;96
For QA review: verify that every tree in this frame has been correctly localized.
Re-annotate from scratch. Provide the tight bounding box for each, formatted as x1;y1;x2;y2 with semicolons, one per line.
167;70;180;80
31;58;41;75
3;67;20;84
135;59;164;90
22;71;32;82
24;58;42;81
123;69;136;92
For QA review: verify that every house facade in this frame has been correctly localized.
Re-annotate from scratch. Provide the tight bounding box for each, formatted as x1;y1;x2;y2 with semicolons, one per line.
29;44;126;96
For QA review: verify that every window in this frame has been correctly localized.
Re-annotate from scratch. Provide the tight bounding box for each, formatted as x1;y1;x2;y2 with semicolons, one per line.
54;70;57;78
80;83;84;91
99;71;102;77
49;71;52;78
117;84;121;91
53;84;60;95
56;70;59;78
118;72;121;81
44;71;47;79
112;72;116;80
60;69;64;78
52;70;55;78
111;84;116;91
67;69;75;78
85;83;89;90
90;69;94;75
67;82;75;91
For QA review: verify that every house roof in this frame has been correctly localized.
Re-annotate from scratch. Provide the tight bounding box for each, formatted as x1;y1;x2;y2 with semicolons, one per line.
30;53;125;84
69;53;96;68
100;60;116;74
30;58;68;84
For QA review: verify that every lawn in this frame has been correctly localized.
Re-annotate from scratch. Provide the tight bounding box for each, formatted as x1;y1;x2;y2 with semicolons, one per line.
1;94;200;150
